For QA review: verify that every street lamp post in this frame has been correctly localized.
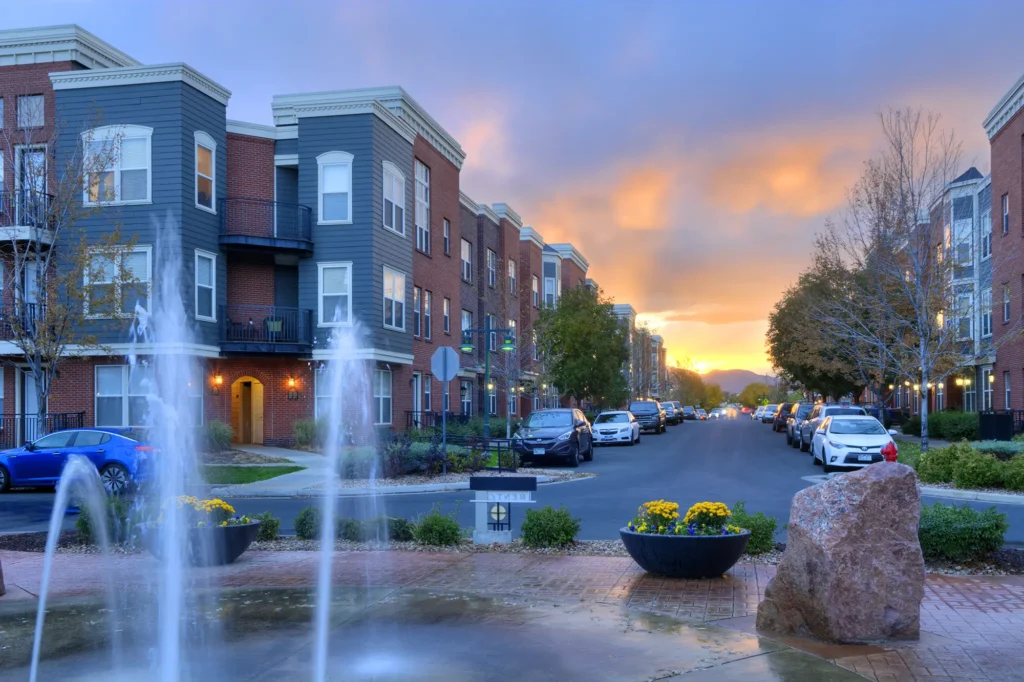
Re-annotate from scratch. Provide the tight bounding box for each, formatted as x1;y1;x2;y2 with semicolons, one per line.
460;315;516;439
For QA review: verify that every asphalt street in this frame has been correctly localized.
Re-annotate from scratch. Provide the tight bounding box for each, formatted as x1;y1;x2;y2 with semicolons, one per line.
4;418;1024;544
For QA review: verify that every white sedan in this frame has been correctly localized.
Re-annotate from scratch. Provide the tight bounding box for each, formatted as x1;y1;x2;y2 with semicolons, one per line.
592;411;641;446
811;415;898;474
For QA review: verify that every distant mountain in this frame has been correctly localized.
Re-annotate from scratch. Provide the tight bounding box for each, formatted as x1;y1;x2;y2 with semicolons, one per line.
702;369;778;395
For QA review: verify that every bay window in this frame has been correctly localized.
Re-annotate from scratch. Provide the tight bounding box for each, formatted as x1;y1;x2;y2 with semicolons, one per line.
317;262;352;326
194;250;216;321
317;151;353;224
383;267;406;330
83;125;152;205
382;161;405;234
194;131;216;212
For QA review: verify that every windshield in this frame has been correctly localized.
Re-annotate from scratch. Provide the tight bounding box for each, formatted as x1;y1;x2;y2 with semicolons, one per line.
825;407;866;417
830;419;886;435
796;405;812;417
630;402;656;413
683;406;695;413
525;411;572;428
595;413;628;424
766;404;778;411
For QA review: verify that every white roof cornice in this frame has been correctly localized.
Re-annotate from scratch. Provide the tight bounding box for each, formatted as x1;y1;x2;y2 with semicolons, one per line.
226;120;298;141
370;87;466;170
0;24;139;69
985;71;1024;139
492;203;522;228
519;226;545;249
612;304;637;318
548;242;589;272
477;204;501;225
459;191;479;213
50;63;231;105
272;90;424;147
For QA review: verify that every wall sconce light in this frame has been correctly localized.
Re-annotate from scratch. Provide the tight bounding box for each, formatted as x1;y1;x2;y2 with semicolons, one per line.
913;384;920;392
487;381;495;391
904;380;910;387
287;376;300;401
955;378;964;387
888;384;894;390
989;374;996;383
212;373;223;396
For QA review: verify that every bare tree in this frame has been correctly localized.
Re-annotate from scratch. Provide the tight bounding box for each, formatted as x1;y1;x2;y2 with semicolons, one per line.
810;107;1011;451
1;95;136;434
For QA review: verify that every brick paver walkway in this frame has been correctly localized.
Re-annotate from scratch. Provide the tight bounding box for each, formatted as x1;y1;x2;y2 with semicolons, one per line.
4;549;1024;680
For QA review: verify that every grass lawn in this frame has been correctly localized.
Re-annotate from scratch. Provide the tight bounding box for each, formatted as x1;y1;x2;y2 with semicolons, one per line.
202;465;304;485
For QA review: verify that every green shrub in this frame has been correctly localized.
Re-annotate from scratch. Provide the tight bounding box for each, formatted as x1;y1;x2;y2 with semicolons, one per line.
204;419;234;452
386;516;416;542
902;416;921;436
928;411;979;441
294;505;321;540
520;505;580;548
974;441;1024;460
335;517;365;541
358;515;416;542
1002;457;1024;492
414;505;463;546
952;450;1004;489
896;441;922;470
916;442;971;483
918;503;1008;562
254;511;280;542
75;495;134;545
729;501;778;555
293;419;318;448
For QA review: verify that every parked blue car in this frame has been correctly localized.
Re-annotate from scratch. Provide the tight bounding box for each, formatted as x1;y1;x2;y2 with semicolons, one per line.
0;428;151;495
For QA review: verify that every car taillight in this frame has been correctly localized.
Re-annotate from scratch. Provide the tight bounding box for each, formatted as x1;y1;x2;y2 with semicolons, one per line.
135;445;155;452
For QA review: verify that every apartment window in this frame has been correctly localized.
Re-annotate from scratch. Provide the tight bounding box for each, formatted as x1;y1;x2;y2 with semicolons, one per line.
1001;193;1010;233
489;384;497;416
544;277;557;307
382;161;405;235
17;95;43;128
85;247;151;317
508;260;517;296
461;239;472;282
460;380;473;414
508;318;516;344
314;368;333;418
1004;284;1011;322
982;287;993;338
194;250;216;321
533;329;540;361
187;369;204;426
95;364;153;427
0;99;4;129
415;160;430;252
964;382;976;413
83;125;152;204
443;297;451;334
936;382;944;411
424;377;432;411
982;206;992;260
982;367;993;410
413;286;422;336
383;267;406;331
194;131;216;212
532;275;540;307
487;249;497;287
317;262;352;326
510;388;517;415
443;381;451;412
1006;371;1012;410
957;293;973;340
424;291;432;340
443;219;451;255
317;151;353;224
374;368;393;425
487;314;497;352
461;310;472;351
894;387;901;409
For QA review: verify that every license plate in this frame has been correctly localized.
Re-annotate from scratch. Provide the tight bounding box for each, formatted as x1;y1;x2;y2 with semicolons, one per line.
858;454;872;462
533;448;545;455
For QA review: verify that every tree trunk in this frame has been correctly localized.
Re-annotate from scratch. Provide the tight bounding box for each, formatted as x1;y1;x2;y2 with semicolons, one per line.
920;364;930;454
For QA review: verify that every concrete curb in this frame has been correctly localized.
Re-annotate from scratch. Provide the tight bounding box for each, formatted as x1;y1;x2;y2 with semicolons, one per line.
918;486;1024;505
214;475;557;499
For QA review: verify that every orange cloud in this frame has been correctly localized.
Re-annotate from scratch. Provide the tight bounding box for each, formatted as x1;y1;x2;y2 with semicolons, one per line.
611;168;675;231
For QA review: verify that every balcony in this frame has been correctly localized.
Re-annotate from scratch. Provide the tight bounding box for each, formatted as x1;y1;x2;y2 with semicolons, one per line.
219;304;313;354
0;189;55;245
219;198;313;255
0;302;45;343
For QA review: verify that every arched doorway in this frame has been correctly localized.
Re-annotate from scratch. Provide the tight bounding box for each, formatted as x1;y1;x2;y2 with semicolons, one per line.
231;376;264;445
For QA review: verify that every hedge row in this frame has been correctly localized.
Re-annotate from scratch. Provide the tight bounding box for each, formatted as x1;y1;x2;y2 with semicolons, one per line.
902;411;978;441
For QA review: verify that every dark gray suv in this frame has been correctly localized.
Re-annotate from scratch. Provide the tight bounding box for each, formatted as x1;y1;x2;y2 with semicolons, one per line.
629;400;666;434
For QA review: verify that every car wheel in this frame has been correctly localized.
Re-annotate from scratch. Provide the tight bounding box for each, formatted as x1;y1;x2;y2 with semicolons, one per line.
823;463;835;474
583;439;594;462
635;432;641;445
565;443;580;468
0;464;9;493
813;446;823;466
100;463;131;495
800;436;809;453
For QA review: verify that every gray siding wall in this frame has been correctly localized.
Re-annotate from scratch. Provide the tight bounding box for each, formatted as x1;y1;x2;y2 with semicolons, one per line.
54;81;227;347
295;114;413;356
275;167;298;205
274;137;298;156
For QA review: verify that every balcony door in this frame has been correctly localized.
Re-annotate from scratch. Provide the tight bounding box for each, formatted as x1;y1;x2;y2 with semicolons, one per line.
412;372;423;426
15;145;46;227
17;368;45;445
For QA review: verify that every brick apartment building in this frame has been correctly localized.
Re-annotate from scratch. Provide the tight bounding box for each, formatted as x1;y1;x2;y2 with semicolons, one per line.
0;24;651;445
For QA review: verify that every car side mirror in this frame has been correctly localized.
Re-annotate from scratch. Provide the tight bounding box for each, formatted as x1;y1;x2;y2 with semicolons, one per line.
575;420;586;428
24;443;35;451
888;429;898;436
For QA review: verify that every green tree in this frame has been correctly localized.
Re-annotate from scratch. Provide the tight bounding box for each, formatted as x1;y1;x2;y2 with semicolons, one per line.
536;286;630;408
704;383;725;408
668;368;705;406
739;382;772;407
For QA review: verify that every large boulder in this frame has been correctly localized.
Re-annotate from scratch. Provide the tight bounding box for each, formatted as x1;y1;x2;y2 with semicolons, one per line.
756;463;924;643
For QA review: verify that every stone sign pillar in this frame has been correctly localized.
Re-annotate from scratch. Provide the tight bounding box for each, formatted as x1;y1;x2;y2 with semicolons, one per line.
756;463;924;643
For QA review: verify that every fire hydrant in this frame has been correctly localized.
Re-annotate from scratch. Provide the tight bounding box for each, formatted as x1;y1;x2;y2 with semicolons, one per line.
881;441;898;462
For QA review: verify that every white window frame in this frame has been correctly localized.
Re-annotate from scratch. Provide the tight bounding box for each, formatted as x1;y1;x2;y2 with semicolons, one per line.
84;245;152;319
957;293;973;340
374;368;393;425
317;261;353;327
314;367;334;419
487;249;497;288
1006;371;1012;410
443;218;450;255
94;364;155;428
982;207;992;261
194;131;216;214
382;160;405;236
424;376;432;412
488;384;497;416
461;239;473;282
82;125;153;206
461;380;473;415
443;297;451;334
194;249;217;322
317;151;353;225
424;290;432;340
532;275;540;307
936;381;944;411
382;266;406;332
461;309;473;352
1003;193;1010;234
1005;284;1012;323
982;287;993;338
508;259;517;296
17;95;44;129
415;160;430;252
544;277;557;307
982;367;993;410
487;314;497;352
413;285;422;337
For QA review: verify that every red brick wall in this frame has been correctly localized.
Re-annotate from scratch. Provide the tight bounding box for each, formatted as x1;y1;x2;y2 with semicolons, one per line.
518;239;544;416
562;258;587;293
410;135;461;424
226;254;275;307
991;106;1024;408
205;357;312;444
226;133;275;200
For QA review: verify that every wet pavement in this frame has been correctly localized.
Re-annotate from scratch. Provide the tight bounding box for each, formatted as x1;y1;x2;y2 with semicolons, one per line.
4;549;1024;679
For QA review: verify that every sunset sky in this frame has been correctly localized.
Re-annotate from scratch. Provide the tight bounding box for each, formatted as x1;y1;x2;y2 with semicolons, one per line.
12;1;1024;374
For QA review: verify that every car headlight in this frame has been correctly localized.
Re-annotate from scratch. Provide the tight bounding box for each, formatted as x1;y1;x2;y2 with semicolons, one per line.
556;431;573;442
828;440;846;449
619;426;632;433
512;432;523;440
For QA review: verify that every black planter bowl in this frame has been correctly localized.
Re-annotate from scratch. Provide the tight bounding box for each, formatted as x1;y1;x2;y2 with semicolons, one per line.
619;527;751;579
141;521;261;566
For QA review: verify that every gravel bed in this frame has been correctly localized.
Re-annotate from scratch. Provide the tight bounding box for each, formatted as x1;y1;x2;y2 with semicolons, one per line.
201;450;293;465
306;468;596;490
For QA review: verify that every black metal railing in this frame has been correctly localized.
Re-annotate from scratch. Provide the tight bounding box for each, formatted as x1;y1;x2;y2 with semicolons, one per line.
0;411;85;449
219;304;313;347
405;410;472;430
0;189;52;229
406;431;518;473
219;197;312;242
0;302;45;341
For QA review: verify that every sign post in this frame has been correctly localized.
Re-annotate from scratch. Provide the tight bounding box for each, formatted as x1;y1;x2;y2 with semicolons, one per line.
431;346;460;475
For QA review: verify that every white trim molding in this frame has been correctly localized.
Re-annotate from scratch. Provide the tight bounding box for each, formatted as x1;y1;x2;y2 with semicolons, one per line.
548;243;589;273
274;154;299;166
985;71;1024;139
492;203;522;228
51;63;231;105
272;92;416;144
477;203;500;225
0;341;223;358
227;119;298;140
310;348;414;365
459;191;479;213
0;24;139;69
519;226;545;249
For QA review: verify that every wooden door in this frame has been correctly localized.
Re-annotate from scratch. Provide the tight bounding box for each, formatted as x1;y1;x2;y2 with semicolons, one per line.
252;382;264;445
